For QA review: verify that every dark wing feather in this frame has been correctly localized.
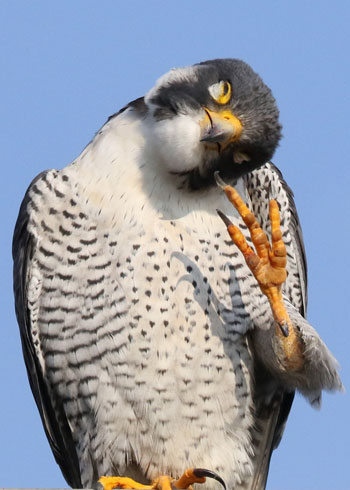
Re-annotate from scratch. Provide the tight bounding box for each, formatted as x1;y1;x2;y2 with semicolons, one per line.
245;162;307;489
268;163;308;314
13;171;82;488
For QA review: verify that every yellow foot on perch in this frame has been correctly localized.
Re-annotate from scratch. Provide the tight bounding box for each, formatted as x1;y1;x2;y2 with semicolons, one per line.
215;171;304;370
99;468;226;490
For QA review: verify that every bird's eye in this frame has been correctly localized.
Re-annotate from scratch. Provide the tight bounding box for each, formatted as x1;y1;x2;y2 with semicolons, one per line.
208;81;232;105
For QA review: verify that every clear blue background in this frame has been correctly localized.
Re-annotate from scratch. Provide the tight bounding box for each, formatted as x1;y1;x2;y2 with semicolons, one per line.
1;1;349;489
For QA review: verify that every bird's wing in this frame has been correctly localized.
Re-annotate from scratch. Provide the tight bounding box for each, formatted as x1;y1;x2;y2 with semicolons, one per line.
13;171;82;488
269;163;308;315
243;162;307;490
245;162;307;316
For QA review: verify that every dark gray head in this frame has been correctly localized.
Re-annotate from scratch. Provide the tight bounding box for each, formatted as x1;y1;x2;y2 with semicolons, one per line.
139;59;282;189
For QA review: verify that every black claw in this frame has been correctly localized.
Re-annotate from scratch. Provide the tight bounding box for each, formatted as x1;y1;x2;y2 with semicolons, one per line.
279;321;289;337
193;468;226;490
214;171;227;189
216;209;233;228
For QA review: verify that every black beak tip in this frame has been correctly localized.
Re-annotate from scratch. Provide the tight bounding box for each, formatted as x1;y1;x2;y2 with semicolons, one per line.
200;128;226;144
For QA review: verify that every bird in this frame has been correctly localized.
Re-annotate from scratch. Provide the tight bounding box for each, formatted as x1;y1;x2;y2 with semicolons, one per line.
13;58;342;490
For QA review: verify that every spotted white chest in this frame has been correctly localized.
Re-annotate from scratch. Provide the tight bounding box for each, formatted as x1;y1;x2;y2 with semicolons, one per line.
25;109;281;488
26;158;276;488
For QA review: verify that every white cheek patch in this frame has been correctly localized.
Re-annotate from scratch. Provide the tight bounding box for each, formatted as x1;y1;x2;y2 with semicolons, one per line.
146;113;204;172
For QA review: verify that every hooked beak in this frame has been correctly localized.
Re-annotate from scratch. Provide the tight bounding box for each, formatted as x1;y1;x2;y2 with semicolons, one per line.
200;108;243;150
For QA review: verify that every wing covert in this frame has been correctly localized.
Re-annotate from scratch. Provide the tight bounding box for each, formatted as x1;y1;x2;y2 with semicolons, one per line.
13;171;82;488
243;162;308;489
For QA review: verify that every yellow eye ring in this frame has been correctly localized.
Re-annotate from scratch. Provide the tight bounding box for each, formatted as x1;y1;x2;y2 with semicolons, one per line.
208;81;232;105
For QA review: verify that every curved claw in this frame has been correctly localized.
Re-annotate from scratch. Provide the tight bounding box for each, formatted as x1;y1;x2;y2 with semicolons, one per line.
279;321;289;337
216;209;233;228
192;469;226;490
214;171;227;190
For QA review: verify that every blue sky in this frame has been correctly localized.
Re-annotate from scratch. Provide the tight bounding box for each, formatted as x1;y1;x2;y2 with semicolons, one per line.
1;1;349;489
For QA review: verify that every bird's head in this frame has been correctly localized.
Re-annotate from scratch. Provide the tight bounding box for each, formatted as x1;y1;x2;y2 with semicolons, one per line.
142;59;282;189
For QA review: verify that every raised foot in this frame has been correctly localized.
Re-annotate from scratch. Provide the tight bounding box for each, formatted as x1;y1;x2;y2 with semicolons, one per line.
99;468;226;490
215;172;304;370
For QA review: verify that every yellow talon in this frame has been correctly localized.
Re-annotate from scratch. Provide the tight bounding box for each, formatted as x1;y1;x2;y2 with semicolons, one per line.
216;177;304;371
99;476;153;490
99;468;225;490
173;468;205;489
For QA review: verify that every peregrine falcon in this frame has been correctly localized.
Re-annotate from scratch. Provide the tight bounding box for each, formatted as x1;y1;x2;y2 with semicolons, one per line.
13;59;342;490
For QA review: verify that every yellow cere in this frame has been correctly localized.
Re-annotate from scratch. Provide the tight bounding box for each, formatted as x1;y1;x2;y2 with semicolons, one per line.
208;80;232;105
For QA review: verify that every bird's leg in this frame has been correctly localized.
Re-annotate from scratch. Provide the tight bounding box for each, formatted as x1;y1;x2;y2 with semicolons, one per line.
99;468;226;490
215;173;304;371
